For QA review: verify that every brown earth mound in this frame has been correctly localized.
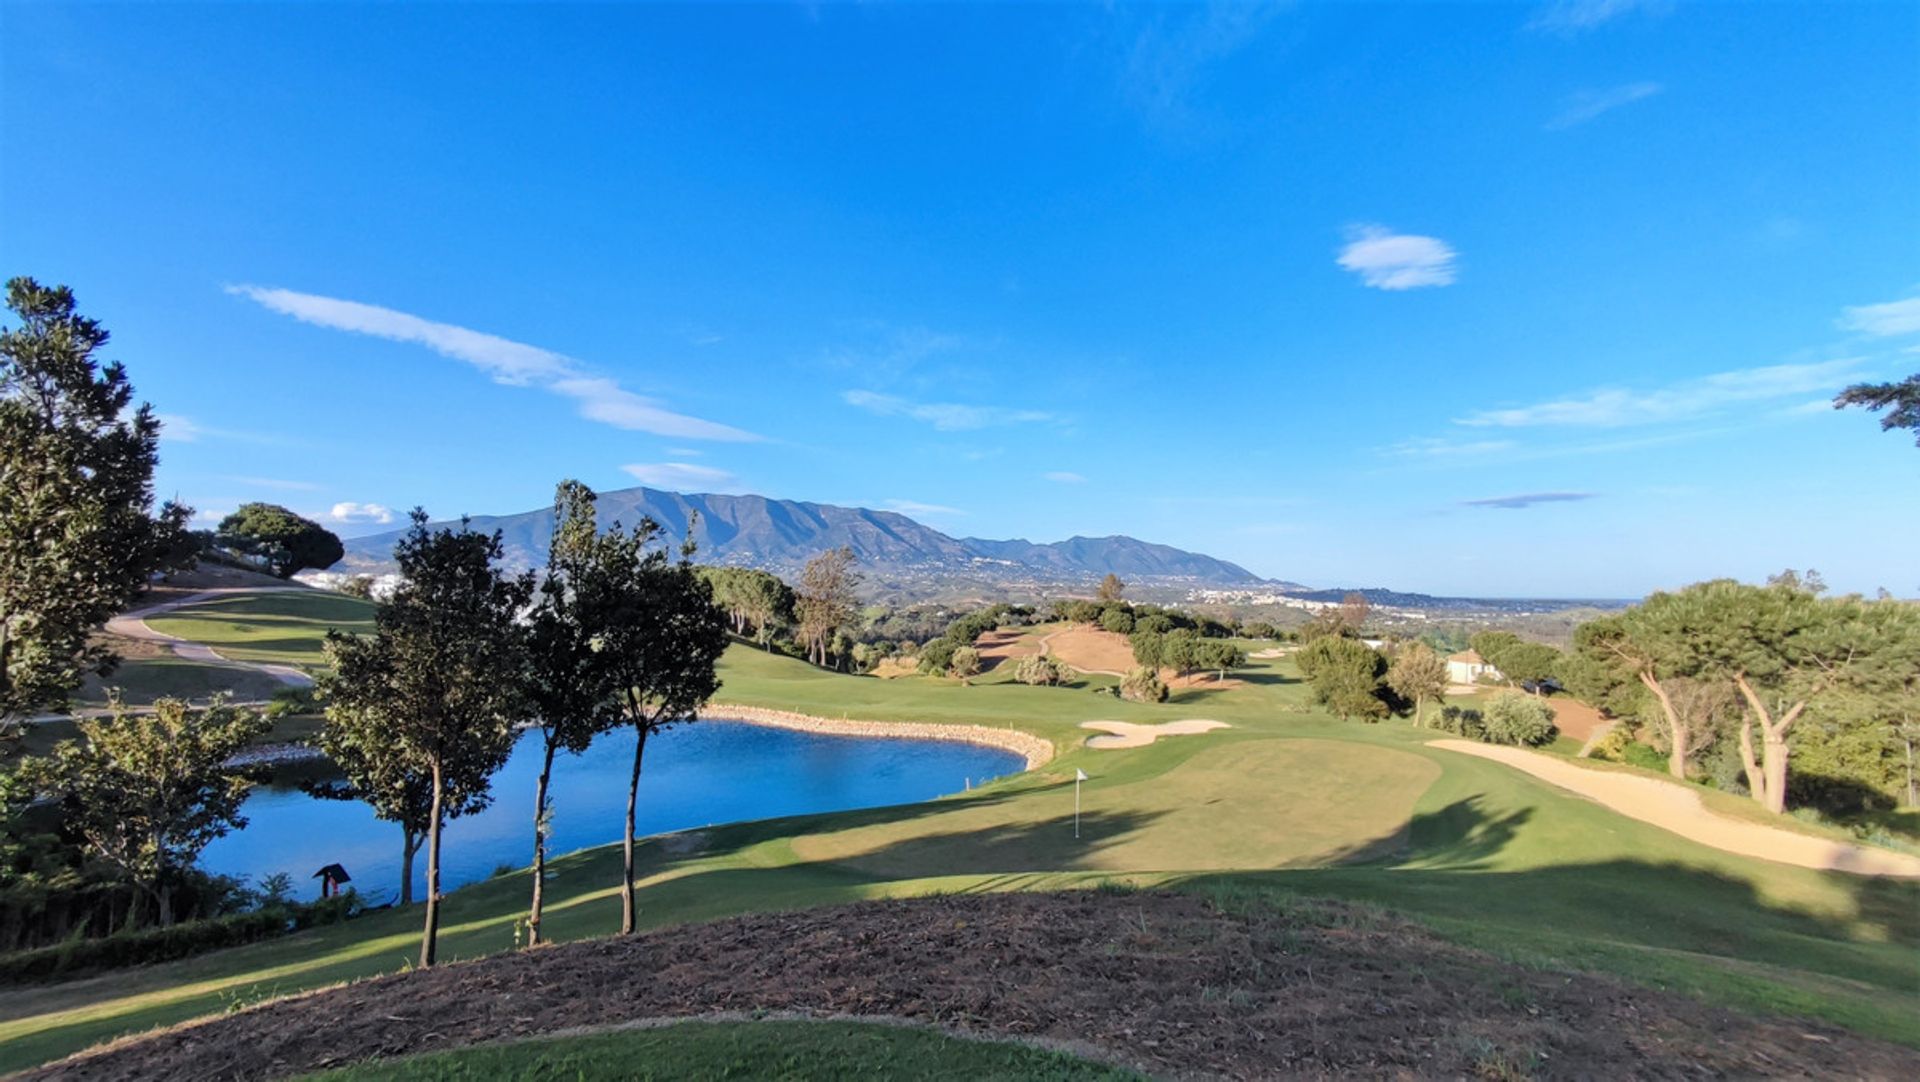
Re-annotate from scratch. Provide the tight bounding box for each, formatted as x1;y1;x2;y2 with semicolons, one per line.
29;892;1914;1080
1043;626;1136;675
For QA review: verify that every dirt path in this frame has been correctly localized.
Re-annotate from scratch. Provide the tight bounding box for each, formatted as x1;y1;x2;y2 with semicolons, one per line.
107;588;316;689
1430;739;1920;878
24;892;1916;1080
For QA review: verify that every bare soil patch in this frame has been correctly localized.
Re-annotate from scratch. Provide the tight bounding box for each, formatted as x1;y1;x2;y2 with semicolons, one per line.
973;628;1040;671
1042;626;1136;675
29;892;1916;1081
1541;695;1609;743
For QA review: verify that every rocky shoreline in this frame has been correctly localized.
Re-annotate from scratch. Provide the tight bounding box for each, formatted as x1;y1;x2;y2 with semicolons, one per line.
707;704;1055;771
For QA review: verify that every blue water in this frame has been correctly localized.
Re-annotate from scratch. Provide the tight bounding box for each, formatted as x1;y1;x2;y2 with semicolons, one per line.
199;720;1021;904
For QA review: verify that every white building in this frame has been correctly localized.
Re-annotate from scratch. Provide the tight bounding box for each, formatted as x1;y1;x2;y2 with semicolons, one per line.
1446;649;1501;685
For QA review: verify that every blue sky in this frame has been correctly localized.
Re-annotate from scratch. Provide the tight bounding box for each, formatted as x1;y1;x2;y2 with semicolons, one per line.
4;1;1916;597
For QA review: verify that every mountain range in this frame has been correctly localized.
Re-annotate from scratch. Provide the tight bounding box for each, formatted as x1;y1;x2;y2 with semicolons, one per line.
338;487;1277;593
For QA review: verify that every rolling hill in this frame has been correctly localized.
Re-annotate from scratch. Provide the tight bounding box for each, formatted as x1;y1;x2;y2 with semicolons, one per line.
338;487;1272;591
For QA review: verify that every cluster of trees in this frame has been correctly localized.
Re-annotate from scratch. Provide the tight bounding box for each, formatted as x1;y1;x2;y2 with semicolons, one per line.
1433;693;1559;748
699;565;794;650
319;484;728;963
1128;629;1246;682
916;604;1031;679
1050;597;1237;640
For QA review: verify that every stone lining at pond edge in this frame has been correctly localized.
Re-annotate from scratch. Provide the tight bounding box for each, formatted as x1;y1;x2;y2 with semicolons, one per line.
709;704;1054;771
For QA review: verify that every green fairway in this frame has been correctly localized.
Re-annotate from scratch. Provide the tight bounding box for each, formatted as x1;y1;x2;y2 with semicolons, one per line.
2;607;1916;1073
303;1020;1142;1081
144;591;375;671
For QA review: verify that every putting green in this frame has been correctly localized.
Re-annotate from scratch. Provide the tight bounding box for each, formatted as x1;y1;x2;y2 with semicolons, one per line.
793;739;1441;874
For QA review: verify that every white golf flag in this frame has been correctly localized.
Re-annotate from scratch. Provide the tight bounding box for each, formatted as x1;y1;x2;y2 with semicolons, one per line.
1076;768;1089;781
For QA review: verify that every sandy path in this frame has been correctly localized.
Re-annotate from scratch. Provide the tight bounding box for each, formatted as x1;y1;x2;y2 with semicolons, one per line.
1430;739;1920;878
1080;719;1229;749
108;588;316;689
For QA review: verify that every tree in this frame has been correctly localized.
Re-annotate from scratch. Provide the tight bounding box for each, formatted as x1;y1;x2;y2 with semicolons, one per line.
216;502;344;578
593;518;728;936
1834;373;1919;447
1;277;192;734
1097;573;1127;601
1120;667;1167;703
1481;691;1558;747
1298;636;1389;721
949;645;982;684
1099;607;1135;635
319;510;532;965
1014;654;1067;686
1338;592;1371;636
1386;643;1449;726
795;547;859;668
26;697;268;926
520;481;625;946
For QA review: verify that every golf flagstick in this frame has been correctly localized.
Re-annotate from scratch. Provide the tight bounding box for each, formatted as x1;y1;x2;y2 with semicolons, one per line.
1074;768;1088;838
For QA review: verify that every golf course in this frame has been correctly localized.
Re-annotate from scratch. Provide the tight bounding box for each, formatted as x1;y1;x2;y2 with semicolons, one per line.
4;588;1916;1077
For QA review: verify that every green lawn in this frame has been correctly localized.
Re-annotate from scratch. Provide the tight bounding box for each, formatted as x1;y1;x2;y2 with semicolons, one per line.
2;600;1916;1072
305;1020;1141;1081
144;591;375;671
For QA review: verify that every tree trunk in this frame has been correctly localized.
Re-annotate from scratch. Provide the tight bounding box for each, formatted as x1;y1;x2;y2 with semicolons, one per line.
1414;696;1426;728
400;828;420;906
528;738;557;947
1762;733;1790;815
153;883;173;929
1636;671;1688;780
1737;714;1768;806
620;720;650;935
421;759;445;968
1733;674;1805;815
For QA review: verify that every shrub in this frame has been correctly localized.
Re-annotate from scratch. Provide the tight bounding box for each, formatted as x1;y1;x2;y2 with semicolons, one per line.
948;646;982;682
917;639;957;674
1588;726;1635;763
1120;667;1168;703
1481;692;1558;748
1099;608;1135;635
1014;654;1067;686
1434;705;1486;740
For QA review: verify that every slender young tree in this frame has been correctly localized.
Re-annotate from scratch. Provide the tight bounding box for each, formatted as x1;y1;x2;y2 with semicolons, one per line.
26;697;268;926
1387;642;1449;726
521;481;624;945
320;510;532;965
794;547;859;668
1;277;191;735
595;519;728;935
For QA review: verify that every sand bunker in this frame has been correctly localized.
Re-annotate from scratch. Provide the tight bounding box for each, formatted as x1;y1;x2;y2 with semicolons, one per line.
1081;719;1229;749
1430;739;1920;878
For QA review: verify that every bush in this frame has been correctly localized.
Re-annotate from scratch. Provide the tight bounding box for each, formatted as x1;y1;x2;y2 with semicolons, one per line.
917;639;957;675
1588;726;1635;762
1013;654;1067;686
1099;608;1135;635
1434;705;1486;740
949;646;982;682
264;687;317;720
1481;692;1559;748
1120;667;1168;703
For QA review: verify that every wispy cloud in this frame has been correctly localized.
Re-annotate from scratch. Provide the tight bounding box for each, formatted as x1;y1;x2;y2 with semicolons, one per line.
1336;225;1458;290
1546;81;1662;130
620;462;740;491
1043;470;1087;483
820;324;967;378
1527;0;1665;35
1838;292;1920;338
1381;436;1518;459
1456;358;1863;428
1462;492;1597;510
842;389;1054;431
1118;2;1281;130
329;501;395;525
229;286;759;441
883;499;964;518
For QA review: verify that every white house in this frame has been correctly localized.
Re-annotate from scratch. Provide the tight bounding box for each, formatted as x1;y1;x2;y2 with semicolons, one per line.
1446;649;1501;685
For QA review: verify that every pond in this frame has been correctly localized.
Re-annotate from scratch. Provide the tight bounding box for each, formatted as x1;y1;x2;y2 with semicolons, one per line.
200;720;1022;904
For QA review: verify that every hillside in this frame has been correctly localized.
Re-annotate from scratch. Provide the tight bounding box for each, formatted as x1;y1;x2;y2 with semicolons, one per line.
339;486;1269;590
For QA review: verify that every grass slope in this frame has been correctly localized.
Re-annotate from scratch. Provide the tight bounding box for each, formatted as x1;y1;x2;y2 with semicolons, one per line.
304;1019;1140;1081
2;608;1915;1072
143;592;374;671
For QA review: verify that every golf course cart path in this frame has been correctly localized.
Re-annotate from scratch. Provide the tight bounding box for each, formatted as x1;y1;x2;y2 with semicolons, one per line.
1080;718;1229;749
1431;739;1920;878
25;892;1916;1081
108;588;316;689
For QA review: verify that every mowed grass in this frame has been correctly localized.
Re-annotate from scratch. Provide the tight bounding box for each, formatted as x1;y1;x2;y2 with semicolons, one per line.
305;1019;1142;1081
144;591;375;671
2;603;1916;1071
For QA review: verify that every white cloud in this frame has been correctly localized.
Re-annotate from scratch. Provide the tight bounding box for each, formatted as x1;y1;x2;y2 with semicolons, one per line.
1043;470;1087;483
883;499;964;517
329;501;395;525
1456;358;1864;428
229;285;758;441
841;389;1054;431
1838;293;1920;338
1336;225;1458;290
1546;82;1662;130
1380;436;1518;459
157;414;206;443
1527;0;1664;35
620;462;740;491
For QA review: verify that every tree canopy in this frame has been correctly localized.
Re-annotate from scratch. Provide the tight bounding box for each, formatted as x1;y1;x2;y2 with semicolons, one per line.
217;502;344;578
1;277;192;730
1834;373;1919;447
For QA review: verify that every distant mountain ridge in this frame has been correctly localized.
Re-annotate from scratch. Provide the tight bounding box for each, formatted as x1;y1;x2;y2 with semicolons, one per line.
338;486;1271;588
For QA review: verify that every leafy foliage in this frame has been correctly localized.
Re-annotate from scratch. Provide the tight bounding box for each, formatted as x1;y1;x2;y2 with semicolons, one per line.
0;277;192;728
1386;643;1449;726
795;547;859;669
1296;636;1390;721
1480;692;1559;747
1119;667;1167;703
216;503;343;578
1013;654;1068;686
1833;373;1919;447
